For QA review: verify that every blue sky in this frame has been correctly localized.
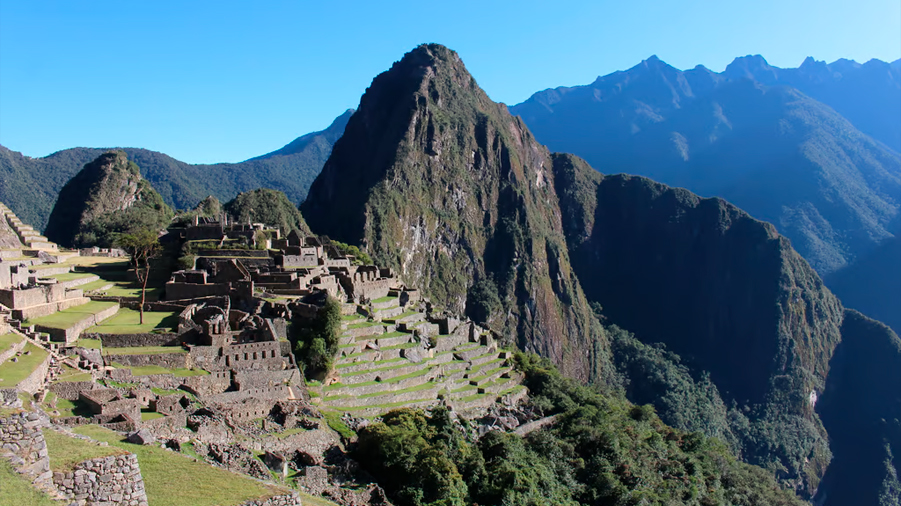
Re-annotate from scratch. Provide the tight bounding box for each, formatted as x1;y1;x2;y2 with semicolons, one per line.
1;0;899;164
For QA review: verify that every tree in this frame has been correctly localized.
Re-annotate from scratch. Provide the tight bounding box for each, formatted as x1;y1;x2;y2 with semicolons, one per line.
116;229;162;324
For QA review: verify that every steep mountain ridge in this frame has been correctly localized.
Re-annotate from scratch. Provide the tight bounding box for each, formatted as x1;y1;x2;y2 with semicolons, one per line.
0;110;350;231
44;150;173;247
302;44;612;384
511;55;901;277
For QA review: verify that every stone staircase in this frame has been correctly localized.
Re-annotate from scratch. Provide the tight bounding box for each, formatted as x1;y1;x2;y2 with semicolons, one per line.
309;299;527;417
0;202;58;251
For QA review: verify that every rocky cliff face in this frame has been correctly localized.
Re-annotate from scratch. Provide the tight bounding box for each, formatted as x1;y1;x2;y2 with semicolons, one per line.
302;44;611;383
45;150;172;248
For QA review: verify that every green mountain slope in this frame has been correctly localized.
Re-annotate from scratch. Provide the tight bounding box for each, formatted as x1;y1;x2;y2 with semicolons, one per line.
0;109;351;232
224;188;312;234
44;150;173;247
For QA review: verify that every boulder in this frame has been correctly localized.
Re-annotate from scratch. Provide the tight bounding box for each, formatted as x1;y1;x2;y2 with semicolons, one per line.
126;428;157;445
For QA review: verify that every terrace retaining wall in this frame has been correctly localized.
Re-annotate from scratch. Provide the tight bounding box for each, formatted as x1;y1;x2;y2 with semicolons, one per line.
91;332;182;348
104;352;189;370
16;351;52;395
52;452;149;506
0;409;55;496
38;302;120;344
0;334;26;365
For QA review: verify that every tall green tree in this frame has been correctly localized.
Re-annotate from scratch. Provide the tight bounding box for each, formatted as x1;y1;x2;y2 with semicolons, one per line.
116;229;162;324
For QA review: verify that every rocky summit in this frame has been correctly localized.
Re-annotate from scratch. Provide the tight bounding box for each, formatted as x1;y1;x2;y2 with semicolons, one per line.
303;44;612;385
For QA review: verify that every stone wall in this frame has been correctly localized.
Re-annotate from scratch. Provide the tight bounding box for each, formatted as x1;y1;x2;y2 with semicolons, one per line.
164;282;231;301
0;409;54;495
180;371;231;396
0;333;25;364
52;453;149;506
92;332;182;348
49;380;98;401
221;341;287;370
233;369;300;390
104;352;189;370
239;492;303;506
39;302;120;344
16;350;52;395
16;294;89;320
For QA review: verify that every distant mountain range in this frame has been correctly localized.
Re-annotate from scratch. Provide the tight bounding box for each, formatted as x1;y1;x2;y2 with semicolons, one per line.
510;55;901;277
0;109;352;232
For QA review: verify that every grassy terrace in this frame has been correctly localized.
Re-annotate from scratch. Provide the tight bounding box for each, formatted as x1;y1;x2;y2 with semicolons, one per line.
384;310;419;322
43;428;126;471
336;357;405;369
79;280;114;291
0;342;48;387
346;320;382;330
74;424;288;506
371;296;398;304
0;332;23;353
86;308;178;334
0;458;57;506
55;364;92;383
75;337;103;349
324;365;437;391
44;272;95;282
26;301;118;330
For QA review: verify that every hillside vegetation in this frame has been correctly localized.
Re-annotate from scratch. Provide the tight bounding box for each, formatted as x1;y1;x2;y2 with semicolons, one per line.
0;109;350;231
44;150;173;248
224;188;312;234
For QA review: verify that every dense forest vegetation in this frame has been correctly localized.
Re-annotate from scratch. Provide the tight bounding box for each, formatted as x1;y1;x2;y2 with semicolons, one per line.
354;353;805;506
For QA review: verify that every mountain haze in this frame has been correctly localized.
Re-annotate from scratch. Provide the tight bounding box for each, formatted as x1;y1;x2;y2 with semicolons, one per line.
511;55;901;276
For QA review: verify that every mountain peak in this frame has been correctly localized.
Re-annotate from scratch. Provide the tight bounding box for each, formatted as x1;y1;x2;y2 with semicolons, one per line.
723;54;775;79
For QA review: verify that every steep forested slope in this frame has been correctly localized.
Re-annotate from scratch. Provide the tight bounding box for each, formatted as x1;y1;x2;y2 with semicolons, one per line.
44;151;173;247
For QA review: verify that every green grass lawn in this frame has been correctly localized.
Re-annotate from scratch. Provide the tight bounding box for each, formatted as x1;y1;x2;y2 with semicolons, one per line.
0;342;48;387
371;296;397;304
75;337;102;349
0;458;58;506
26;301;118;330
79;279;114;291
0;332;23;353
43;428;126;471
141;411;165;421
46;395;93;417
87;308;178;334
55;364;93;383
74;424;288;506
45;272;95;282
